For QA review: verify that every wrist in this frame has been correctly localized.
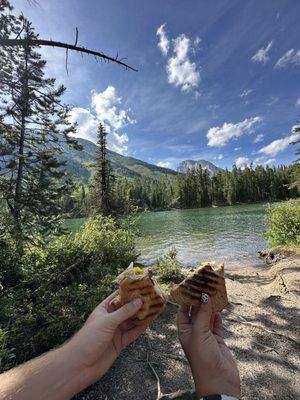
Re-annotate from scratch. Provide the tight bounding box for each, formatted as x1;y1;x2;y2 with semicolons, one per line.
58;341;94;397
190;365;240;399
198;396;240;400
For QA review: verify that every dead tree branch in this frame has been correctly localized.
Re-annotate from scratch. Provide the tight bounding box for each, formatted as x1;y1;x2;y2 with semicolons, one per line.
0;38;138;72
74;27;79;46
147;353;162;400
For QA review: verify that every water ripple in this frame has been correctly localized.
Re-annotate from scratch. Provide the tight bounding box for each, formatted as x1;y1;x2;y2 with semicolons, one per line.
135;204;268;269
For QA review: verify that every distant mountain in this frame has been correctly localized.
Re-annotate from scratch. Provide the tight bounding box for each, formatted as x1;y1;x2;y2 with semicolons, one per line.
61;137;179;181
177;159;221;175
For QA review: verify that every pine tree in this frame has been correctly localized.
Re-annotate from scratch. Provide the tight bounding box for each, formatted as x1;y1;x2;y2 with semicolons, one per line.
291;123;300;190
0;3;80;244
93;123;114;215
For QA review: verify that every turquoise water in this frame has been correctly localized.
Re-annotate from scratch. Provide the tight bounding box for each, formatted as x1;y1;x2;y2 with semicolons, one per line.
134;203;268;269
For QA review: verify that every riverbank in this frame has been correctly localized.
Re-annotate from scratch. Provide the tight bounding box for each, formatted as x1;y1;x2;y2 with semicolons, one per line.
77;253;300;400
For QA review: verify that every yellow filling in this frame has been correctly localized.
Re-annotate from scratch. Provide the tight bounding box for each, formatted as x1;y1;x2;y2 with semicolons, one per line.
134;266;143;274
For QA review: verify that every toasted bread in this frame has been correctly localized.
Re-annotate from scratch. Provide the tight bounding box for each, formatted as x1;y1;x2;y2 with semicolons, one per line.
170;262;229;312
111;263;167;325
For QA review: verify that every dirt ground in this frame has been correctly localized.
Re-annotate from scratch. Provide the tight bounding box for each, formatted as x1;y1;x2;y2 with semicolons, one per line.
76;256;300;400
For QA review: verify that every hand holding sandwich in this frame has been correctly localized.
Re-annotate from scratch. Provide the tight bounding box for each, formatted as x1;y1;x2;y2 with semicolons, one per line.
177;295;241;398
0;293;146;400
65;292;147;390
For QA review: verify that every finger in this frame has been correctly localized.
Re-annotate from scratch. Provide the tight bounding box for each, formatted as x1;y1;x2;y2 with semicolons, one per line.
209;312;216;332
177;304;191;326
100;291;119;310
122;324;148;348
190;305;200;324
109;298;143;327
213;312;224;338
193;295;213;334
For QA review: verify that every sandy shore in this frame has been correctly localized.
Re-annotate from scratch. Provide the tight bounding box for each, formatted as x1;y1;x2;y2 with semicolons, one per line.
76;255;300;400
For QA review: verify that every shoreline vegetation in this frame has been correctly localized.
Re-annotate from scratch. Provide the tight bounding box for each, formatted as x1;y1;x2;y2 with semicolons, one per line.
64;163;299;218
66;198;283;221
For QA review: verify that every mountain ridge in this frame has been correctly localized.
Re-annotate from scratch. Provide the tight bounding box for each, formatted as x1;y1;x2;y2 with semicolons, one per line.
177;159;221;175
62;137;220;181
62;137;179;181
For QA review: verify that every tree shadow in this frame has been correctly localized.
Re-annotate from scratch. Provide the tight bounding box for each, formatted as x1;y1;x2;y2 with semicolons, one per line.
226;271;273;287
223;285;300;399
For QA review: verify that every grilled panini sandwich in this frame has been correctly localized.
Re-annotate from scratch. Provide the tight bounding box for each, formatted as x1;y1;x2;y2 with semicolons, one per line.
111;263;167;325
170;262;228;312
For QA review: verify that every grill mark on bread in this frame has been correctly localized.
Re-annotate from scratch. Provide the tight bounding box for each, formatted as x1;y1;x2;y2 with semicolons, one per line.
190;274;219;285
179;288;202;301
113;268;166;326
187;277;218;287
127;290;153;296
170;264;228;312
149;302;164;309
186;279;218;293
182;283;216;296
128;284;153;292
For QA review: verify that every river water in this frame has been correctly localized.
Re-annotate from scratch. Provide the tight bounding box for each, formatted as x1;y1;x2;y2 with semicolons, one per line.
134;203;269;269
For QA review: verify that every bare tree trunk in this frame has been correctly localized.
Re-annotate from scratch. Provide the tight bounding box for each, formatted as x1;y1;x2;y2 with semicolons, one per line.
13;40;29;237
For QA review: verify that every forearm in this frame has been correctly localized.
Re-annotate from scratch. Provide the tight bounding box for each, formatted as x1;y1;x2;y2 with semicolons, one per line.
0;343;88;400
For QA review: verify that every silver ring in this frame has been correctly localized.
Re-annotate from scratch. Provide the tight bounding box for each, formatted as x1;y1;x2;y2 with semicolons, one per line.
200;293;209;303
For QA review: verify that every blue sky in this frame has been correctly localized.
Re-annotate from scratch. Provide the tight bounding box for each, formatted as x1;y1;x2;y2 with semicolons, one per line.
13;0;300;170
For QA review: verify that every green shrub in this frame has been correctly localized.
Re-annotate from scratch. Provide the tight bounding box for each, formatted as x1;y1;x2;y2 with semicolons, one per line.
154;247;185;286
264;200;300;247
0;215;136;372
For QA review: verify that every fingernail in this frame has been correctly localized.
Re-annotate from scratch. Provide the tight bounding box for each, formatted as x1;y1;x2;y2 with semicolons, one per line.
132;298;142;307
200;293;209;303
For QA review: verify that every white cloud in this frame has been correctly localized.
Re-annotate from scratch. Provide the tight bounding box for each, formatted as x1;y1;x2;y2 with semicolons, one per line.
251;41;274;64
254;156;265;164
265;96;279;106
253;134;264;143
264;158;276;165
258;132;300;157
69;107;98;142
234;147;241;151
235;156;250;169
166;144;196;153
156;24;169;56
91;86;134;130
167;34;201;92
295;98;300;108
275;49;300;68
214;154;223;160
194;90;201;99
240;89;253;98
156;26;200;94
68;86;134;154
157;161;172;169
194;36;201;46
207;116;262;147
292;123;300;133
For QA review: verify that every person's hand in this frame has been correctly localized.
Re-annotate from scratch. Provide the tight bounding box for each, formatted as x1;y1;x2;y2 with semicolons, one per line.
177;296;241;398
0;293;146;400
65;292;147;390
